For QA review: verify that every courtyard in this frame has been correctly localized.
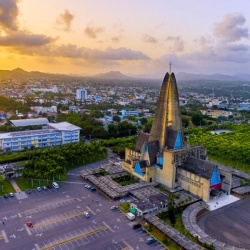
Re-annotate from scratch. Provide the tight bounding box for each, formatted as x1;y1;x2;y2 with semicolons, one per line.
198;197;250;248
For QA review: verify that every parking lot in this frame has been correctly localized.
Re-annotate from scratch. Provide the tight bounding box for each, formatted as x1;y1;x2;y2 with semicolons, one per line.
0;170;166;250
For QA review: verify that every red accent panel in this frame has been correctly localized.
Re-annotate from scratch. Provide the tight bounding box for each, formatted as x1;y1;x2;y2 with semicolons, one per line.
210;183;222;189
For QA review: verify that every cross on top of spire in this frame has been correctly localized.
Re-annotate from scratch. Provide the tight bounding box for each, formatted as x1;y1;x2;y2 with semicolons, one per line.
169;62;172;73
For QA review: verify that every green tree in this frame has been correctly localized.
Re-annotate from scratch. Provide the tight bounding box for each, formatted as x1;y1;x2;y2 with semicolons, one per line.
0;175;5;192
113;115;121;123
140;117;148;125
191;112;205;127
90;110;104;118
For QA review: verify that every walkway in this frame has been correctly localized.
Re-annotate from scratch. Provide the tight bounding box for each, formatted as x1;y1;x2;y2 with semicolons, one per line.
9;179;28;200
207;194;239;211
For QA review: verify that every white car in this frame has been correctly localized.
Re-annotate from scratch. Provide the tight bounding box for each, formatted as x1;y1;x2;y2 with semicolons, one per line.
84;211;90;218
37;187;42;192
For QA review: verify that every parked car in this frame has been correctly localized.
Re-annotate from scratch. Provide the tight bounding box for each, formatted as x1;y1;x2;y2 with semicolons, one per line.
146;237;156;245
26;190;31;194
26;221;33;228
3;194;9;199
90;187;96;191
111;205;118;210
132;223;141;229
52;182;59;189
47;185;52;189
42;186;47;190
37;187;42;192
84;211;90;218
9;193;14;197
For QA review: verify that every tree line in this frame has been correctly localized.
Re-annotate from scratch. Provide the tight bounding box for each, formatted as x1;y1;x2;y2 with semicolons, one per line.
22;142;107;181
187;124;250;172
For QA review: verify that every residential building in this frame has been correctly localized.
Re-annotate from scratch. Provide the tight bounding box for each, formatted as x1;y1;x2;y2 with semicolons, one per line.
76;89;88;100
31;106;57;114
30;85;58;93
121;110;141;119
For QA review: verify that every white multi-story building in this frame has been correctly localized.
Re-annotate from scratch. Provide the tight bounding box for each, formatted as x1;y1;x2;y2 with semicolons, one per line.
31;106;57;114
0;122;81;153
121;109;141;118
76;89;88;100
30;85;58;93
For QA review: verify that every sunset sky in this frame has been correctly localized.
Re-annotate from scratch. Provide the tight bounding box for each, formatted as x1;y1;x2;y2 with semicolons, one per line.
0;0;250;77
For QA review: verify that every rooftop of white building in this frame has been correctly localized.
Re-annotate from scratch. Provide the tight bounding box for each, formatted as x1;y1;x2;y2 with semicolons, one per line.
10;118;49;127
0;129;58;139
48;122;81;131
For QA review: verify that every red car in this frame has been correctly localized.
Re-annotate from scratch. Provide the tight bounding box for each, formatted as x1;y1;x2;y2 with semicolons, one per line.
26;222;33;228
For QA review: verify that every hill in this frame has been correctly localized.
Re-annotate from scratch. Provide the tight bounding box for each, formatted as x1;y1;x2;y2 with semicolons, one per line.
177;72;250;82
94;71;134;80
0;68;72;80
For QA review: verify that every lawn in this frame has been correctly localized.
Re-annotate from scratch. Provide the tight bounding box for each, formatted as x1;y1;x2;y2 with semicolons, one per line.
119;202;130;213
0;180;16;196
15;178;54;191
208;155;250;174
145;224;178;250
112;174;140;186
157;211;200;245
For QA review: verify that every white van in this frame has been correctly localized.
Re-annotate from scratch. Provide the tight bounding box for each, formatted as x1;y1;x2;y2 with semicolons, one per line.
52;182;59;189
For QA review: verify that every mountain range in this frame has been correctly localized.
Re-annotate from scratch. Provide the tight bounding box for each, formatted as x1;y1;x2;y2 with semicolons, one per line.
1;68;250;81
0;68;70;79
176;72;250;82
94;71;134;80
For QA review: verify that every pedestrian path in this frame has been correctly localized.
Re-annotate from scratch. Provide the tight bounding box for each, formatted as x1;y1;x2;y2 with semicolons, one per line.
207;194;239;211
9;179;28;200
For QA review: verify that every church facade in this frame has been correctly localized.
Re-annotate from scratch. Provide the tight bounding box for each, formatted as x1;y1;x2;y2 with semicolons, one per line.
123;72;232;202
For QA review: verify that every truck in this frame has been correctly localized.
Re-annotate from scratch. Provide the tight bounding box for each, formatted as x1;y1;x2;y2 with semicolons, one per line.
126;212;135;221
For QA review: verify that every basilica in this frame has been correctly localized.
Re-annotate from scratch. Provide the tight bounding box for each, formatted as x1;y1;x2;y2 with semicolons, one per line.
122;71;232;202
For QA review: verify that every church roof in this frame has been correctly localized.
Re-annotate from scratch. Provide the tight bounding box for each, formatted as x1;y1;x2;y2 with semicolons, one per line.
147;140;159;165
138;160;148;168
179;156;215;179
165;127;178;149
135;133;149;152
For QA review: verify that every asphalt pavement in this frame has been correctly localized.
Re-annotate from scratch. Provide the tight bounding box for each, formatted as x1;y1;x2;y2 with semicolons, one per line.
0;154;166;250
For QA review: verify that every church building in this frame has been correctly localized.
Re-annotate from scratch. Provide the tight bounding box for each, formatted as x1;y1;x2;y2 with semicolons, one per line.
122;71;232;202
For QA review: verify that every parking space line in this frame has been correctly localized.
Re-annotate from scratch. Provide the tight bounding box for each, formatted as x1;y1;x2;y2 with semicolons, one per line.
24;224;32;236
1;230;9;243
21;198;79;215
40;226;108;250
102;221;114;233
98;230;105;236
34;243;40;250
123;240;133;250
86;206;96;215
31;210;88;230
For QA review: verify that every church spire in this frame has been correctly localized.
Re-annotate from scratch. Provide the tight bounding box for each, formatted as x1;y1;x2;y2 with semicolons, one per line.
149;71;184;151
